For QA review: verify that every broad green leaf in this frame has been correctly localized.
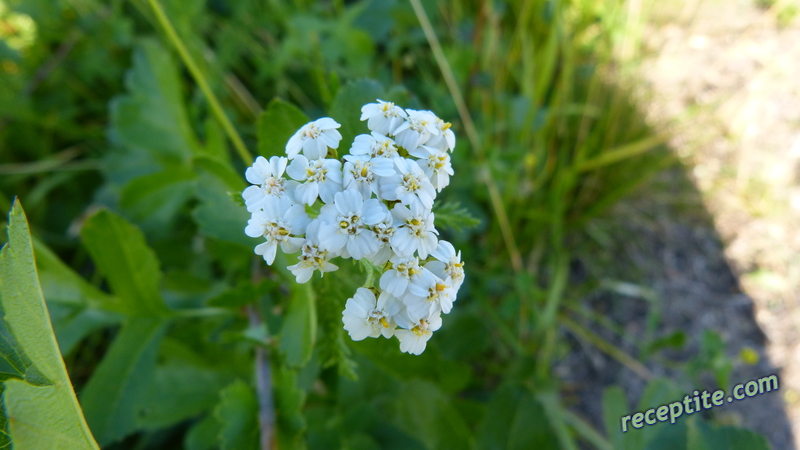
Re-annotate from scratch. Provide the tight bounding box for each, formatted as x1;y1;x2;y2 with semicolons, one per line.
81;209;168;316
478;385;558;449
214;380;259;450
279;282;316;368
329;79;383;149
80;318;167;446
687;420;770;450
0;201;99;450
109;38;201;163
257;99;310;159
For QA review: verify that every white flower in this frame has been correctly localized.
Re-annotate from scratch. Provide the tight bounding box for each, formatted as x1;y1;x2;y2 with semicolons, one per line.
360;100;408;136
379;254;430;298
287;221;339;283
409;146;453;192
286;117;342;160
394;310;442;355
424;116;456;152
342;288;403;340
342;156;393;200
245;197;310;265
389;203;438;259
380;158;436;210
367;213;396;265
317;190;387;260
349;132;402;165
425;240;465;290
393;109;438;150
286;155;343;205
405;270;457;321
242;156;296;212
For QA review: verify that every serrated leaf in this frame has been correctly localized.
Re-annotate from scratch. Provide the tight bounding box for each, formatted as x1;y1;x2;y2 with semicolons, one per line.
193;171;252;248
214;380;259;450
257;99;310;159
80;209;168;316
109;38;201;163
79;318;167;446
329;79;383;148
432;201;480;233
0;200;99;450
280;282;316;368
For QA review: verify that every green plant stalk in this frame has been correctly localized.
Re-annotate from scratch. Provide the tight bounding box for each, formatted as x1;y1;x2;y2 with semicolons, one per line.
145;0;253;166
409;0;523;274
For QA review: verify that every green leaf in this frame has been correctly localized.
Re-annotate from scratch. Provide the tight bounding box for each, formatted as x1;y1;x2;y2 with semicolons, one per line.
687;420;770;450
0;200;99;450
214;380;259;450
0;384;10;449
135;338;235;431
431;201;480;233
81;209;168;316
193;170;253;248
206;280;276;309
391;380;474;450
118;166;198;234
273;365;306;449
193;155;246;192
79;318;167;446
329;79;383;148
185;413;221;450
109;38;201;163
602;386;632;450
279;282;316;368
257;98;310;159
34;237;122;356
478;385;557;449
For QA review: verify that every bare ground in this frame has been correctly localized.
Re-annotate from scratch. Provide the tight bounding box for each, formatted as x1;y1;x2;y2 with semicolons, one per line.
560;0;800;448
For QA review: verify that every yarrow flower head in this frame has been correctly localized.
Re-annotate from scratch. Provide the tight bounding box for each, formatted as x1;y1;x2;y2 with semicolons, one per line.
242;100;465;355
286;117;342;160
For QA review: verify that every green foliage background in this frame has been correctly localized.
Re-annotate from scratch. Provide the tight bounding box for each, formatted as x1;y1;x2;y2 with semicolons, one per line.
0;0;772;448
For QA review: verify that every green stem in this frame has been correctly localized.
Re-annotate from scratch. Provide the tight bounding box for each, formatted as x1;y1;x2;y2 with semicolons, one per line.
145;0;253;166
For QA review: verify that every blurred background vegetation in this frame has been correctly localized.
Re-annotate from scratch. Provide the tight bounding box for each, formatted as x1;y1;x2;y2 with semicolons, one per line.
0;0;786;448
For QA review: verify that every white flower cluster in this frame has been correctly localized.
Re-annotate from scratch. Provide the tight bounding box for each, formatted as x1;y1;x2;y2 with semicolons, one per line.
243;100;464;355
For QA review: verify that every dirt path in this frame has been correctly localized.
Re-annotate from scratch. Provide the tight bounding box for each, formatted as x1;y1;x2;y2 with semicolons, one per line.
638;0;800;447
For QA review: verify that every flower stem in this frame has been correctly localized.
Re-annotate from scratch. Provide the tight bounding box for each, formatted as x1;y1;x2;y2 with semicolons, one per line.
145;0;254;166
